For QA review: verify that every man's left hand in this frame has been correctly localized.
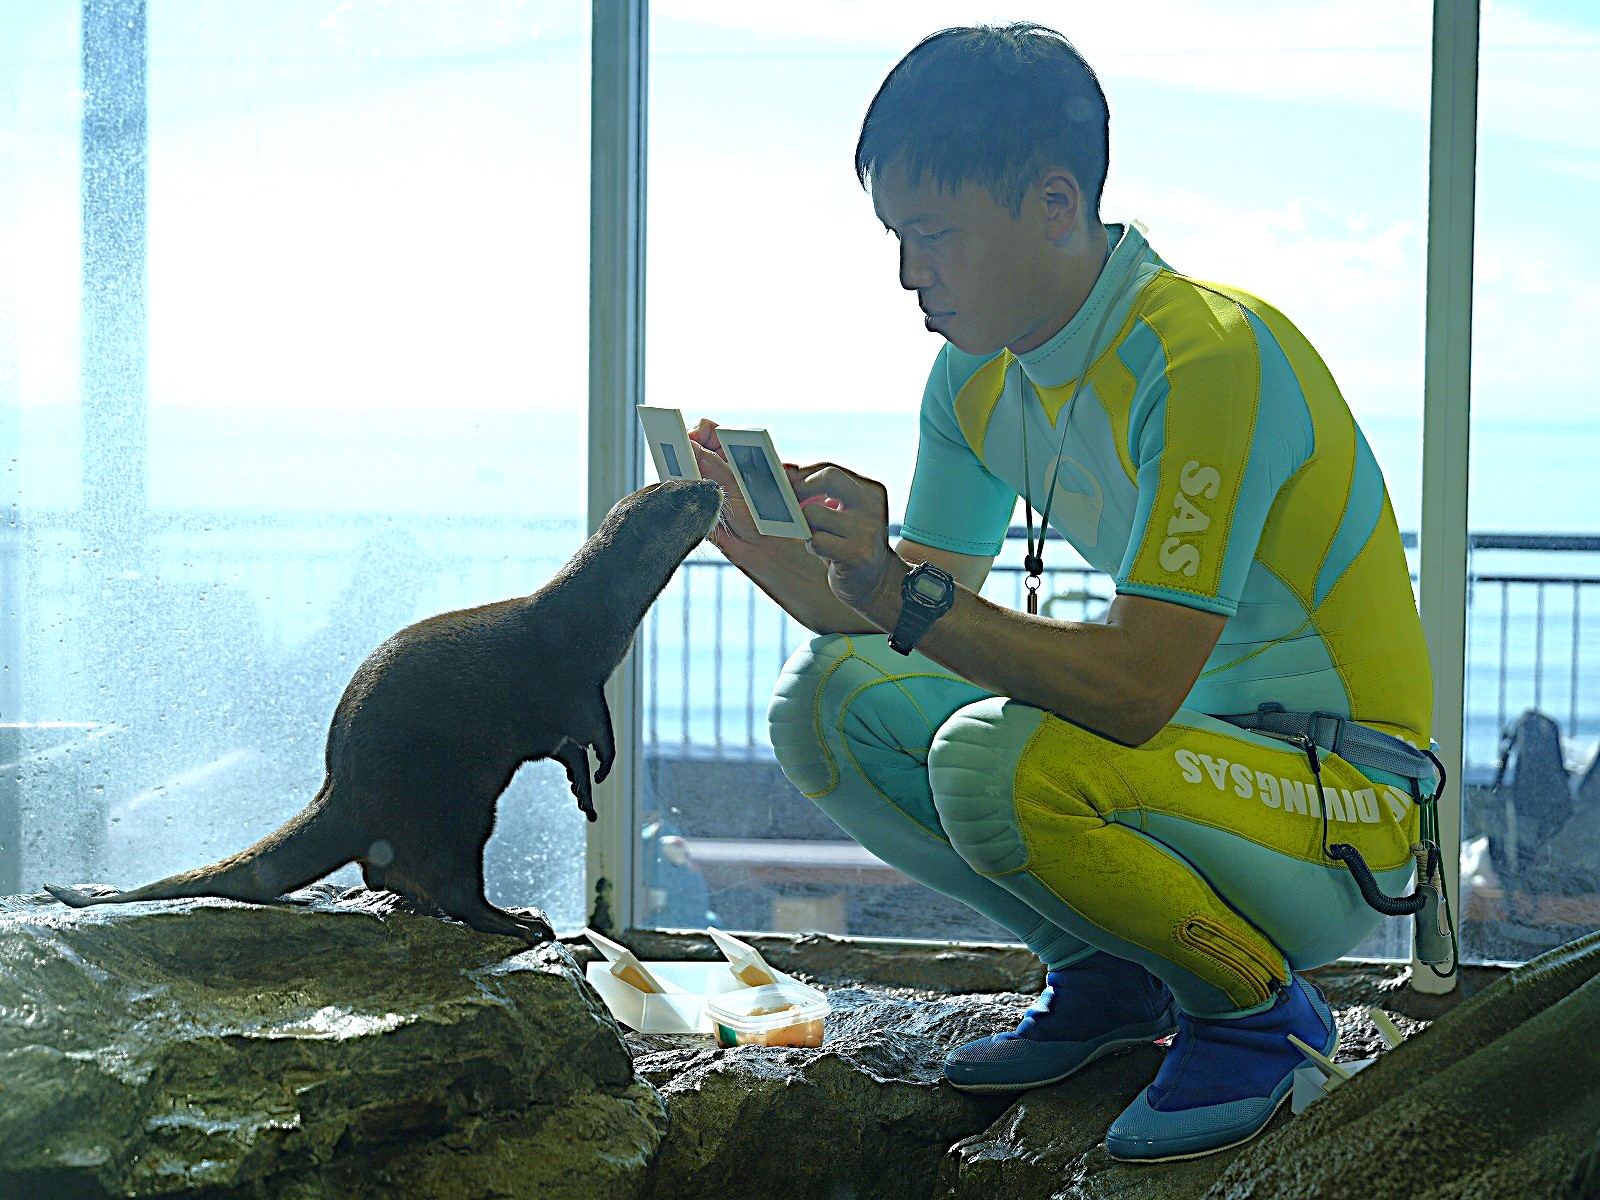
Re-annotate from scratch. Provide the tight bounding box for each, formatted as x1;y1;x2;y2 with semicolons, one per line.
789;462;905;613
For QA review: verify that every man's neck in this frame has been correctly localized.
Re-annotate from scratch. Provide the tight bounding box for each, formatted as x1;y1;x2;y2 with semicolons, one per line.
1011;220;1112;356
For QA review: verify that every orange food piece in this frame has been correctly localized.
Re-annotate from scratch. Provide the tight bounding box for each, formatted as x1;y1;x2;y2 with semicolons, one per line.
751;1019;825;1047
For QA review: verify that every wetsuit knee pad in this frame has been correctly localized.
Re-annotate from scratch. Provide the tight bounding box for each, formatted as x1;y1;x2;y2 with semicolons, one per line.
928;699;1050;876
769;634;996;820
768;634;854;797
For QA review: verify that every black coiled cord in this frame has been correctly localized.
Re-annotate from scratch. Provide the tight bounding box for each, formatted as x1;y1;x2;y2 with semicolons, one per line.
1300;735;1437;917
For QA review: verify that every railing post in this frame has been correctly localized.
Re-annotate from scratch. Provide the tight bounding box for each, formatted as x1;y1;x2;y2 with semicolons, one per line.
0;524;19;892
1415;0;1479;994
586;0;648;933
1;242;19;896
1571;581;1582;742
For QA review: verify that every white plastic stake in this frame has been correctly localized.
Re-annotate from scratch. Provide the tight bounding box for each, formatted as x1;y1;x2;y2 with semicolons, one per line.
1368;1007;1407;1051
1287;1034;1355;1082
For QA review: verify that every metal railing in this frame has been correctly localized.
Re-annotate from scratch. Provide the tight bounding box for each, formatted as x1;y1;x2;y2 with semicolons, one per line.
644;528;1600;778
642;558;1110;748
1476;574;1589;739
2;515;1597;776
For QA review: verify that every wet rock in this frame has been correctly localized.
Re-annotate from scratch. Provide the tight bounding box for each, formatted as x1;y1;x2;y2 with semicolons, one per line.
934;1001;1416;1200
7;886;1575;1200
632;985;1019;1200
1207;930;1600;1200
0;885;664;1200
936;1043;1181;1200
617;928;1044;994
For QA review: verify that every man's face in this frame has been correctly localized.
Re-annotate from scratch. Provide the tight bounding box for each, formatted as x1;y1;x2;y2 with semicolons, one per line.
871;158;1061;357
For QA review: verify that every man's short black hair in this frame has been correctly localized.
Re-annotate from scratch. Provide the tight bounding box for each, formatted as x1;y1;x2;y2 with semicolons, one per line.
855;23;1110;218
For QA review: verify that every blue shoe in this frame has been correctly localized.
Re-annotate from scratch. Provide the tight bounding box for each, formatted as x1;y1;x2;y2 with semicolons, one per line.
1104;975;1337;1162
944;952;1178;1093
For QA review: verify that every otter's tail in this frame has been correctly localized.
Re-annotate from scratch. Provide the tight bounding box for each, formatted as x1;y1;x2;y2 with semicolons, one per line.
44;788;358;909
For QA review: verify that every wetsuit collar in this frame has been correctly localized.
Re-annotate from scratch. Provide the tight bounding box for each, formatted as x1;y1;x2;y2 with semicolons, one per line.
1016;222;1155;390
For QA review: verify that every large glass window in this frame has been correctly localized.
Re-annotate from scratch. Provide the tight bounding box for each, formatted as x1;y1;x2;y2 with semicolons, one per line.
1;2;592;930
639;3;1431;946
18;3;1573;971
1458;1;1600;964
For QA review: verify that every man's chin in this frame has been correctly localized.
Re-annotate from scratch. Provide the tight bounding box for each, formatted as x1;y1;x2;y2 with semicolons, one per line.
939;329;1005;357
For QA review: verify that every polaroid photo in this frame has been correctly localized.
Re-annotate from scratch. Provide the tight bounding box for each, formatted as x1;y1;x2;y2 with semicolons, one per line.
715;427;812;540
636;406;702;482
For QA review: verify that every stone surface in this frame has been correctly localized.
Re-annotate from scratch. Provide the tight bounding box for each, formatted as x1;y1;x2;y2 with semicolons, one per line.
629;985;1016;1200
932;999;1434;1200
622;974;1429;1200
620;927;1046;995
10;889;1587;1200
608;942;1507;1200
0;885;663;1200
1205;929;1600;1200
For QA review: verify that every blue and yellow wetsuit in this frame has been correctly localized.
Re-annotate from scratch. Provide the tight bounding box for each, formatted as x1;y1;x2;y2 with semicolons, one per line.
769;223;1433;1017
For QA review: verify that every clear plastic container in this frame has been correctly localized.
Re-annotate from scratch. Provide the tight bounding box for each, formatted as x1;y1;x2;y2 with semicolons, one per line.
705;981;830;1048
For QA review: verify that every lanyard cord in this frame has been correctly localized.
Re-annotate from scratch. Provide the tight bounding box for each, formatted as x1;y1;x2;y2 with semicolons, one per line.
1020;392;1066;616
1020;246;1141;615
1020;390;1041;612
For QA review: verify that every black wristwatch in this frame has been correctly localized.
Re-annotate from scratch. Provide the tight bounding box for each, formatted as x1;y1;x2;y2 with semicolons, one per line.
888;562;957;655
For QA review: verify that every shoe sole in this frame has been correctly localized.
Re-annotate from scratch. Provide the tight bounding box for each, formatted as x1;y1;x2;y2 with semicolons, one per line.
1105;1087;1291;1163
1105;1019;1340;1163
945;1023;1179;1095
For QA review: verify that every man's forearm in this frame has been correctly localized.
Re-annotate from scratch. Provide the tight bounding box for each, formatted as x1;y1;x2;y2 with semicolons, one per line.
847;564;1221;746
722;536;881;635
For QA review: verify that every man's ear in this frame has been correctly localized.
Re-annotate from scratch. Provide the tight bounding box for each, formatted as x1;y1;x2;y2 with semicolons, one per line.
1038;168;1084;242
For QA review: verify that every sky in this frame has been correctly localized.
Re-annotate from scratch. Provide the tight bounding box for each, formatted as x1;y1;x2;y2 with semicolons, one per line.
1;0;1598;534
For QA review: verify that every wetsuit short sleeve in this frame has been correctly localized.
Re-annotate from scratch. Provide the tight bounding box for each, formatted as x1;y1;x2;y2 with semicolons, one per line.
1116;288;1314;615
901;347;1018;557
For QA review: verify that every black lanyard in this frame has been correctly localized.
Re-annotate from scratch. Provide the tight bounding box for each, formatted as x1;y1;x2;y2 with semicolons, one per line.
1017;239;1142;616
1019;384;1074;616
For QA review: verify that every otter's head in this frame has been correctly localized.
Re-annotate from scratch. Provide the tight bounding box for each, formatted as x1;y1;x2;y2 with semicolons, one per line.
600;478;723;569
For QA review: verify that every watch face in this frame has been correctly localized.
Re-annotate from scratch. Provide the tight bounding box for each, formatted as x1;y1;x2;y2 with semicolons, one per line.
892;565;954;654
907;566;954;606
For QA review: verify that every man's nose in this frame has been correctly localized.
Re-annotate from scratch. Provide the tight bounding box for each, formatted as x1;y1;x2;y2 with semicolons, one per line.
899;242;934;291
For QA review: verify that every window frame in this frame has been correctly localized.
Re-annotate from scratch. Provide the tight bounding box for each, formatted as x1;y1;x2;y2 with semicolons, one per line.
1414;0;1478;995
598;0;1482;993
48;0;1480;990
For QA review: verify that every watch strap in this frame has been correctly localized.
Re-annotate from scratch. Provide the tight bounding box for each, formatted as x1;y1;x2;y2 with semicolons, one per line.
888;563;956;655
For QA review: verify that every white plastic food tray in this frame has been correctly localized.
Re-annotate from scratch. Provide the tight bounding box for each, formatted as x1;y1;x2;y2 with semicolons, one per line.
586;958;811;1034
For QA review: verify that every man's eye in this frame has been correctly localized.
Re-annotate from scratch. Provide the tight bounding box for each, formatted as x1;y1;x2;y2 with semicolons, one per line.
919;230;950;244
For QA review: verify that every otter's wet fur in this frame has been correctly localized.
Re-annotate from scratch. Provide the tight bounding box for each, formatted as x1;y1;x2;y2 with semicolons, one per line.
45;479;723;943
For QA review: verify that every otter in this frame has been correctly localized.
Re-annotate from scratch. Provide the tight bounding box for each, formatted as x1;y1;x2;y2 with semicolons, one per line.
45;478;723;943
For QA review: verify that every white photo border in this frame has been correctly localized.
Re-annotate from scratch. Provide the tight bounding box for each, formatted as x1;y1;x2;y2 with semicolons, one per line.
636;405;702;482
716;427;812;539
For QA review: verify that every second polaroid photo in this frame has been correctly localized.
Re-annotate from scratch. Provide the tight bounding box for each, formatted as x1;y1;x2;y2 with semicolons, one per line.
715;427;812;539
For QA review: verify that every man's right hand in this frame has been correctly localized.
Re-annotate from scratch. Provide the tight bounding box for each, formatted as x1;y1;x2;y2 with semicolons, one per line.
688;418;764;553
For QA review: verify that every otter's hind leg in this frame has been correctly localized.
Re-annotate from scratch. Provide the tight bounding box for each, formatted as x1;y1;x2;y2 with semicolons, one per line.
436;882;556;944
401;854;555;943
379;782;555;944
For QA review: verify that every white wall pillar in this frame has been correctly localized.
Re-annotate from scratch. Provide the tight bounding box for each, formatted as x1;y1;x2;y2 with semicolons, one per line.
585;0;649;933
1414;0;1480;994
